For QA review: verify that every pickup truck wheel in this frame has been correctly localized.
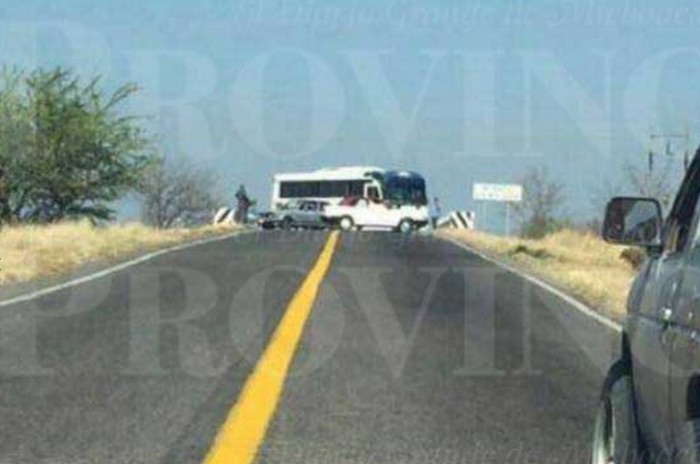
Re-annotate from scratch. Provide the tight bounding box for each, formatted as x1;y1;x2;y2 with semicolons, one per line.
397;219;414;234
282;217;294;230
339;216;354;231
591;361;640;464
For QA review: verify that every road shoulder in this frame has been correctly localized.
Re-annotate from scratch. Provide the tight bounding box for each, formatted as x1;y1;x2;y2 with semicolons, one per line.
0;228;250;307
436;232;623;332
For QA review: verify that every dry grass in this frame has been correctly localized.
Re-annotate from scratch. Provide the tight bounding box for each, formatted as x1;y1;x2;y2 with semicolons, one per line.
0;221;240;287
437;228;637;318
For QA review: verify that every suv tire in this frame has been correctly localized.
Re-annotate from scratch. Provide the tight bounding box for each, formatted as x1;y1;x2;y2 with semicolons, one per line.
591;360;641;464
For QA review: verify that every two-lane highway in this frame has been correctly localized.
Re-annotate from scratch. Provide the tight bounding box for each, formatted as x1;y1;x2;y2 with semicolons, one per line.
0;231;620;463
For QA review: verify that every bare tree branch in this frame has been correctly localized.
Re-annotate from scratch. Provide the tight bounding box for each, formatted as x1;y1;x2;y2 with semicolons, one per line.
138;157;224;228
624;157;677;208
512;166;567;238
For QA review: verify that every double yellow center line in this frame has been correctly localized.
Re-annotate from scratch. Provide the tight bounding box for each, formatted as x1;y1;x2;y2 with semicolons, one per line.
203;231;340;464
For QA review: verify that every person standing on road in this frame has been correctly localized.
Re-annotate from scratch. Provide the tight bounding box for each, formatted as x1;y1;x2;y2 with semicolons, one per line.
235;184;251;224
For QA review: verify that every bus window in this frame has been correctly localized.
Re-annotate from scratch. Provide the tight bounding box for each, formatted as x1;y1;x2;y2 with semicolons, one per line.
319;181;347;197
367;186;380;201
349;181;365;197
280;181;321;198
384;177;427;205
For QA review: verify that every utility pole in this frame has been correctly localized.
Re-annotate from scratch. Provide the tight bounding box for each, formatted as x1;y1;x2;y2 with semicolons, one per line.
480;201;486;232
648;126;691;173
505;202;510;237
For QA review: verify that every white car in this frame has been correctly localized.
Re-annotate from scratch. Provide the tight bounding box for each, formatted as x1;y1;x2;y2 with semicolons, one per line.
323;198;429;232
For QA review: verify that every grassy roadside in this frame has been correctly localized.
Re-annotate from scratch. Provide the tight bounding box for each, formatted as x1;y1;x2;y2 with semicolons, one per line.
436;228;638;319
0;221;241;287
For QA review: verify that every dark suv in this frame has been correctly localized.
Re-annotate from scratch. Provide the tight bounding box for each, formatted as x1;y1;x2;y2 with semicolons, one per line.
594;151;700;464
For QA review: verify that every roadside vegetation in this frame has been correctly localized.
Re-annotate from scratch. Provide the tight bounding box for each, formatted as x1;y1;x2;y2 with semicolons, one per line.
0;67;154;223
0;66;226;227
0;221;238;286
512;166;568;239
0;66;242;288
138;156;225;229
440;161;682;319
438;228;637;319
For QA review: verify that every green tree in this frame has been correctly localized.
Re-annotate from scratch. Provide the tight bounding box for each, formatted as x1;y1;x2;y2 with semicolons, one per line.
0;67;34;223
0;67;155;223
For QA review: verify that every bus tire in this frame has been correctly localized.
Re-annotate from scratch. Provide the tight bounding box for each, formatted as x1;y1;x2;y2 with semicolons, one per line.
397;219;414;234
339;216;354;231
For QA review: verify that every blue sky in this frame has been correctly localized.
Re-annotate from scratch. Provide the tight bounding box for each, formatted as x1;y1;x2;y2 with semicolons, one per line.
1;0;699;230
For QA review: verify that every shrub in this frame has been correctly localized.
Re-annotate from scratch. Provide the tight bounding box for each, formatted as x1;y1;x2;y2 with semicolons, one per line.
620;247;646;270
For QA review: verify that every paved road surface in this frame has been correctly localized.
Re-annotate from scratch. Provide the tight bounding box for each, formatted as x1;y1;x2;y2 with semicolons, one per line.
0;231;620;463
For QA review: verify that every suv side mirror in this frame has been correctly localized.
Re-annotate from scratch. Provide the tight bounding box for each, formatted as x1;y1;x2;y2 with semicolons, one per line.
602;197;663;248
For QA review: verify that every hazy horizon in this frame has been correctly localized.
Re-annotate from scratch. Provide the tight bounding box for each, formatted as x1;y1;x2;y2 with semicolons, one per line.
2;0;698;232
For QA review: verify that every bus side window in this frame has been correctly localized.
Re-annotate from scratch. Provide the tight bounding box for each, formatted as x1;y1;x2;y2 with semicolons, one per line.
349;181;365;197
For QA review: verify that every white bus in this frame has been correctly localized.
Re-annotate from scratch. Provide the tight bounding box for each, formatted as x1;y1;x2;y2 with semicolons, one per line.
270;166;429;232
270;166;383;211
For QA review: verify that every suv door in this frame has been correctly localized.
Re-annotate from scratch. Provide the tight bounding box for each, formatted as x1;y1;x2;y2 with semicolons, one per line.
668;156;700;463
670;234;700;464
303;202;319;227
292;202;312;225
631;156;700;461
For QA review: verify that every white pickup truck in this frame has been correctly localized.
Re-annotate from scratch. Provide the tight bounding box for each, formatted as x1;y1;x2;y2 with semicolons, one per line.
323;198;429;232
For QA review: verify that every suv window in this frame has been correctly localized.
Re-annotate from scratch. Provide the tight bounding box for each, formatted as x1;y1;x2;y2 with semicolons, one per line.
664;155;700;254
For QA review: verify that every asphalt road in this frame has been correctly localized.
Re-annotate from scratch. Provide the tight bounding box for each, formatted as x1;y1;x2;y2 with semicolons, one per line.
0;231;621;463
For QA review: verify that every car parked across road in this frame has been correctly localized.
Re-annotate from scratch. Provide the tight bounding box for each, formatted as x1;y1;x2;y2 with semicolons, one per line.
276;200;329;230
593;148;700;464
323;197;429;233
256;211;280;230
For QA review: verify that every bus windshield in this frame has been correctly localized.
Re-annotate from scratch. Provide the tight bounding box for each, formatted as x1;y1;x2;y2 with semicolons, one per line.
383;174;427;206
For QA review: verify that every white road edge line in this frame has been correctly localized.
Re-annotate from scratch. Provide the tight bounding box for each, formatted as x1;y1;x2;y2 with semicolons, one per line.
0;230;250;309
441;235;622;333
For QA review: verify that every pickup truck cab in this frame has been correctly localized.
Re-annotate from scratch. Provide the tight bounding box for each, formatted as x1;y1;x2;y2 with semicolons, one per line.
323;197;429;232
593;149;700;464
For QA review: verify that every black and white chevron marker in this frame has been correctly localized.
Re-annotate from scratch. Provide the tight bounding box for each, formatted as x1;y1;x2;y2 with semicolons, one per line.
213;207;236;225
436;211;475;229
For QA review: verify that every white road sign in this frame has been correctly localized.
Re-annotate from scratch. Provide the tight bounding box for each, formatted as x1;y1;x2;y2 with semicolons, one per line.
472;183;523;202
